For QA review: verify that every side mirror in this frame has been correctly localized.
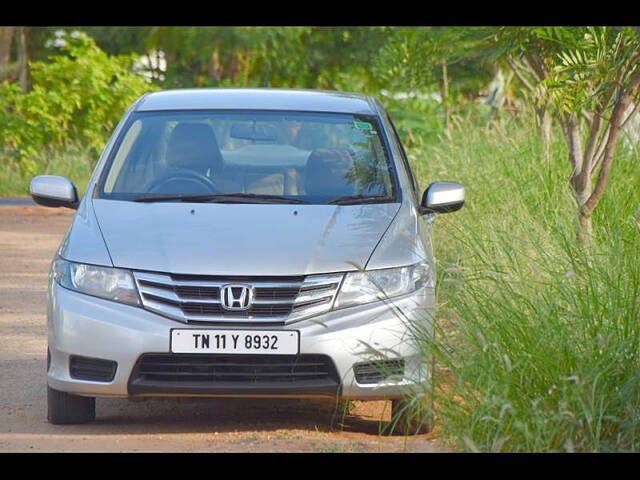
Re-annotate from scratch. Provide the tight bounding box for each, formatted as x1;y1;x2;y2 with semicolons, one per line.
30;175;79;209
419;181;465;214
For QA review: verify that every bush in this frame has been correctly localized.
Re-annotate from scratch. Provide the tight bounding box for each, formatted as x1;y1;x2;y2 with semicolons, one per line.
0;32;156;177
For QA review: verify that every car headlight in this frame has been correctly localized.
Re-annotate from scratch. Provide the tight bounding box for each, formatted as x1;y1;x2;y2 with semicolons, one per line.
52;257;140;306
334;262;432;310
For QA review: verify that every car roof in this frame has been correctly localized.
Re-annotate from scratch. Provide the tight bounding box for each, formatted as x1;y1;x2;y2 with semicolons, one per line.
136;88;379;115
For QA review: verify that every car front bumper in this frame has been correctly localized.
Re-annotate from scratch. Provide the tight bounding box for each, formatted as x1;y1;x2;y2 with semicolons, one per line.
47;280;435;400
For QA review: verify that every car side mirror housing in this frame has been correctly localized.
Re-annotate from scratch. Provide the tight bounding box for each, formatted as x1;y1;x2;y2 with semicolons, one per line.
30;175;79;209
419;181;465;214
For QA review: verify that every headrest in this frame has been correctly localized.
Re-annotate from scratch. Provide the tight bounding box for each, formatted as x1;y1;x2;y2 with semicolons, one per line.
166;122;223;172
304;149;356;197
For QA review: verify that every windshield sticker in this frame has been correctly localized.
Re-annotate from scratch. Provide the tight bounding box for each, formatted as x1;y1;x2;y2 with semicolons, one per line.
353;120;376;134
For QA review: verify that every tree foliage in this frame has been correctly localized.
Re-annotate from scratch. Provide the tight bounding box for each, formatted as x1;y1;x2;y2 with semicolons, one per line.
494;26;640;242
375;27;494;95
76;27;389;91
0;32;156;175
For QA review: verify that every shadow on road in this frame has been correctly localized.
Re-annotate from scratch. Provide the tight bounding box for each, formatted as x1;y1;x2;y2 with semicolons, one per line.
97;397;390;434
6;397;392;437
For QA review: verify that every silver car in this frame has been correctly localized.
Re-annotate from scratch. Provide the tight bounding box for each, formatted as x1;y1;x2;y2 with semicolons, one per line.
30;88;464;433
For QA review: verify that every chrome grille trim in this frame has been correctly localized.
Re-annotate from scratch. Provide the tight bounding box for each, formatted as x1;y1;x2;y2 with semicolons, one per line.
133;271;344;324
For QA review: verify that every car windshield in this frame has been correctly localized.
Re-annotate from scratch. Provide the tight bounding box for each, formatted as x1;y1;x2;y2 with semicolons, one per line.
97;111;398;204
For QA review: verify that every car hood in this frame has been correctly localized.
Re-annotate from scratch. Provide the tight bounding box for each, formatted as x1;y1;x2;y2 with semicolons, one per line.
91;199;401;276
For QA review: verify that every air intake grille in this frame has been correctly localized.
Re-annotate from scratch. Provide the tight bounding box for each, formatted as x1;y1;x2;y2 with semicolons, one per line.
133;271;343;324
128;353;341;396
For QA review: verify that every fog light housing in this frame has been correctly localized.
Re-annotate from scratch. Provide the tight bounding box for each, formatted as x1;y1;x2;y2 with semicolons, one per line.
353;359;405;384
69;355;118;382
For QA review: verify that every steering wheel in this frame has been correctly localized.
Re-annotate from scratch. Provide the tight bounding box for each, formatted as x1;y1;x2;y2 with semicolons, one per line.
147;169;220;195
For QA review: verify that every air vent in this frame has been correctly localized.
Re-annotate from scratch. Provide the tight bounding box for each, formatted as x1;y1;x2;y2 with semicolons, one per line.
128;353;340;397
353;359;405;385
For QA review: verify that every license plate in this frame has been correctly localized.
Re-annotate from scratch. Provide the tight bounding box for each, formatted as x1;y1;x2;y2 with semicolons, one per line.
170;329;299;355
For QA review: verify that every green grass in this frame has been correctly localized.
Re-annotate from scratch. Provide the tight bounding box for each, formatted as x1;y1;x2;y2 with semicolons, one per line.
402;110;640;452
0;144;95;197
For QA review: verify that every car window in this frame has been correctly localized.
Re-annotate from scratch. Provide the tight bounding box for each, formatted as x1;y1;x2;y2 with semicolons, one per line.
97;111;398;204
104;120;142;193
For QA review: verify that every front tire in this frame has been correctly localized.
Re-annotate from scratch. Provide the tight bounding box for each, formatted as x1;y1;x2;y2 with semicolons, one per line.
387;397;434;435
47;386;96;425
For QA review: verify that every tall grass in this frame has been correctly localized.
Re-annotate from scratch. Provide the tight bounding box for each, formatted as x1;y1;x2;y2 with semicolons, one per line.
0;144;95;197
404;109;640;451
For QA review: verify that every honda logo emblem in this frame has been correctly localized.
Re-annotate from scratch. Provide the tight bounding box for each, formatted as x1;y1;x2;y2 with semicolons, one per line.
220;284;254;311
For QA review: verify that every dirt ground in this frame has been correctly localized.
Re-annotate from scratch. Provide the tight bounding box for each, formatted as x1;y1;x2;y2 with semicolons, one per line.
0;205;446;453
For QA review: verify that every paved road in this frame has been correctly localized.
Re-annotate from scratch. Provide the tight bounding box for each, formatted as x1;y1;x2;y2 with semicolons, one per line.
0;197;35;206
0;206;445;452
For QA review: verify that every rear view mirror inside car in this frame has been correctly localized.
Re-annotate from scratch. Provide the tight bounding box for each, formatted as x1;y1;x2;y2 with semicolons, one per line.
230;123;278;142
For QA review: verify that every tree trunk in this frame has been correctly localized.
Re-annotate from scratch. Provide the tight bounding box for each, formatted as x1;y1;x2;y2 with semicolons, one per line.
577;212;593;244
583;76;640;215
565;71;640;245
574;177;593;245
229;51;240;83
562;114;592;244
155;49;161;81
242;51;251;86
440;59;451;138
209;44;220;84
0;27;14;65
263;59;270;87
18;26;29;93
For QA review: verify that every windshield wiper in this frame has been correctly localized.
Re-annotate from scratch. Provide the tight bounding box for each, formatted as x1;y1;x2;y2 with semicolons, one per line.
134;193;216;203
133;193;310;204
326;194;394;205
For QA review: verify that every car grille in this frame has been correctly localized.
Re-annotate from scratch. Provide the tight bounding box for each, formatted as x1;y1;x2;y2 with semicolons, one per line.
128;353;341;396
133;272;343;324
